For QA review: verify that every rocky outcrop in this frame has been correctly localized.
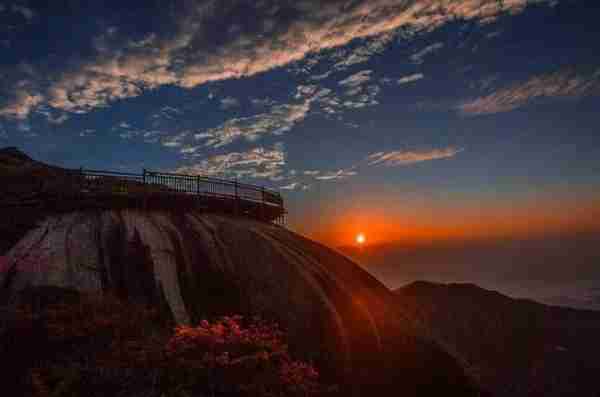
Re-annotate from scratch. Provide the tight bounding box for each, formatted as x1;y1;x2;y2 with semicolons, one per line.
2;210;479;396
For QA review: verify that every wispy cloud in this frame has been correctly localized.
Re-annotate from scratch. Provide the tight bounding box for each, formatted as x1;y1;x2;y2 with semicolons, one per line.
220;97;240;110
0;4;35;20
33;105;69;124
309;71;333;81
11;4;35;21
280;181;310;191
367;147;463;166
193;101;310;148
280;182;300;190
0;0;553;119
315;169;357;180
410;42;444;64
154;105;183;120
292;69;381;116
303;170;321;176
175;145;286;181
332;32;395;70
295;85;320;99
459;68;600;115
339;70;372;88
274;146;463;190
161;131;189;148
251;97;276;107
79;128;95;137
0;91;43;120
397;73;424;85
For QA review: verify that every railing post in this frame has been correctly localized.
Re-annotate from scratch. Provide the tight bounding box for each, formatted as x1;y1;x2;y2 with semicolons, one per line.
143;168;146;184
197;175;200;195
79;167;84;198
260;187;265;221
234;178;239;215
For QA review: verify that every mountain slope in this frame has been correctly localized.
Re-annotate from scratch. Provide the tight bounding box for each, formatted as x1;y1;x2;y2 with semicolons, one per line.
395;281;600;396
1;209;481;396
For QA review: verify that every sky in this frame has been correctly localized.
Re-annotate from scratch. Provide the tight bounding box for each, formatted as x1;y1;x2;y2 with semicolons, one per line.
1;0;599;251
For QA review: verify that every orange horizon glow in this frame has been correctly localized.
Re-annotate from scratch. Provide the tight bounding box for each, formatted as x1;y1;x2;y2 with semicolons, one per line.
294;192;600;248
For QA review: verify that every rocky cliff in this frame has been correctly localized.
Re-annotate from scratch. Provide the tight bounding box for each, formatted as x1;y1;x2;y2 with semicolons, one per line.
1;210;479;396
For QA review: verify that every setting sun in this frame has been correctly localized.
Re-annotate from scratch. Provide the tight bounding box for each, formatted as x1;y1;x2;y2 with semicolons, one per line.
356;233;366;245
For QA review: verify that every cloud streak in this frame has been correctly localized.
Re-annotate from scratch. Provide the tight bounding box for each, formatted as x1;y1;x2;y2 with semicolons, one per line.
459;68;600;115
0;0;554;119
410;42;444;63
314;169;358;180
220;97;240;110
397;73;424;85
367;147;463;166
0;91;43;120
175;145;286;181
193;101;310;148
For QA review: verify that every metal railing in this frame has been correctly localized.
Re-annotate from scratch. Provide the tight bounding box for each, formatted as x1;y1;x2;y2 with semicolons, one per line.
1;161;286;223
75;168;284;207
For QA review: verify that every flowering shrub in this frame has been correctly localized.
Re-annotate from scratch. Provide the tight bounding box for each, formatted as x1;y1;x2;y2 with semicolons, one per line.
0;293;331;397
163;316;323;396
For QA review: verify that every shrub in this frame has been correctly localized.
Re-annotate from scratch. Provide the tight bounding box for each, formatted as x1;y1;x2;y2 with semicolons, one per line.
1;292;331;397
163;316;323;396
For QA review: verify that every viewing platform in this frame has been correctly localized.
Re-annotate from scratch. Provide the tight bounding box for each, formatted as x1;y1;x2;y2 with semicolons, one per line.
1;160;286;225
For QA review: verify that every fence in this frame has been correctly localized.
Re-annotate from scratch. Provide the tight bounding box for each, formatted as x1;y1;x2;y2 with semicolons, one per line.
62;168;285;223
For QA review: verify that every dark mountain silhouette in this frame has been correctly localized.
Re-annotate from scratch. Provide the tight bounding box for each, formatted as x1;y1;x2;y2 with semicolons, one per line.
0;148;481;396
394;281;600;396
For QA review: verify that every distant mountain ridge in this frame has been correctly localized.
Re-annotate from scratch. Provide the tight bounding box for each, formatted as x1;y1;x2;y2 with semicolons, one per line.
339;234;600;300
394;280;600;396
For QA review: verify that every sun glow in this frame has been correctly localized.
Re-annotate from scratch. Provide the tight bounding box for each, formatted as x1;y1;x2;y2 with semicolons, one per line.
356;233;366;245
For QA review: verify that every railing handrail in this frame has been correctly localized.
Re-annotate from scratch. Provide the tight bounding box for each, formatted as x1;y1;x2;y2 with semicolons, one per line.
68;167;283;205
77;169;143;178
144;169;280;195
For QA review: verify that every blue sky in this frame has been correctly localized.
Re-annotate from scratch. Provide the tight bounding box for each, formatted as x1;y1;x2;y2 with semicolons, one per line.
1;0;599;243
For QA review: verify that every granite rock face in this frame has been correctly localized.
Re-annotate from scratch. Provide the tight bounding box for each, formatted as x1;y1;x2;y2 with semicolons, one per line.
2;210;478;396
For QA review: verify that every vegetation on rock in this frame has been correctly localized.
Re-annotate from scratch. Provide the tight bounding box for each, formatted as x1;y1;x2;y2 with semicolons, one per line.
1;290;332;397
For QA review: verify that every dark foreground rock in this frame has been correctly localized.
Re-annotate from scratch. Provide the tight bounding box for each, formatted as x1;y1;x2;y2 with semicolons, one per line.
2;211;480;396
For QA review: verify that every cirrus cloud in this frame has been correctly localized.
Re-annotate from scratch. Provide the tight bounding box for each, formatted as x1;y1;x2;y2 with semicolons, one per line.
397;73;424;85
459;68;600;115
0;0;555;119
175;145;286;181
367;147;463;166
193;101;310;148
